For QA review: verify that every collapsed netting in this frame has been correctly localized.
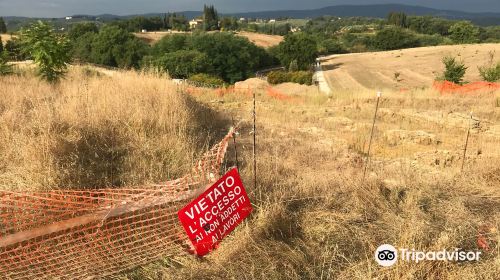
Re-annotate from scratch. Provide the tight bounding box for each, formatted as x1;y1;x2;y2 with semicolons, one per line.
0;129;236;279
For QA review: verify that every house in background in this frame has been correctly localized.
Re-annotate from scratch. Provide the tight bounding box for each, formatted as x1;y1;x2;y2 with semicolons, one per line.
189;19;203;30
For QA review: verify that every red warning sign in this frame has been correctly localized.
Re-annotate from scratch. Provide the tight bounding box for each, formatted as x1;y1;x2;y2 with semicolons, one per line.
177;168;253;256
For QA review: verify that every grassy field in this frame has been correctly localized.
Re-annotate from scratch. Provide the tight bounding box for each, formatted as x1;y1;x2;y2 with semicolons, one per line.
321;43;500;91
127;76;500;279
134;31;283;48
1;64;499;279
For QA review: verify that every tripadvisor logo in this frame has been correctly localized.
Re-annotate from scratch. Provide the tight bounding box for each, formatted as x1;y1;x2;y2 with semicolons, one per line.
375;244;482;267
375;244;398;267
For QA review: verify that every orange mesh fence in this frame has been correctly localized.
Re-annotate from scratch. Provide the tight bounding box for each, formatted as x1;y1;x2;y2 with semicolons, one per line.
266;87;303;103
433;81;500;94
0;129;236;279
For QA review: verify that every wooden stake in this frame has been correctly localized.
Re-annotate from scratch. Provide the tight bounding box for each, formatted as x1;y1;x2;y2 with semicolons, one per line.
461;112;473;172
253;89;257;190
362;92;381;182
232;117;239;170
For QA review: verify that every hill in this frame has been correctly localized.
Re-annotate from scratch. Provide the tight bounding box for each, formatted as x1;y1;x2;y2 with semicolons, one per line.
321;43;500;91
3;4;500;30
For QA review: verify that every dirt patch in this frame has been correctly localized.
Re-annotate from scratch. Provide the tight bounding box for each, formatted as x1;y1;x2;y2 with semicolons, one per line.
235;78;269;90
236;32;283;48
384;130;439;146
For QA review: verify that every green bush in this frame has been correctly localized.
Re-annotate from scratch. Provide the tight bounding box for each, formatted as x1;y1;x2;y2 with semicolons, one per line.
188;73;225;87
416;34;444;46
152;50;210;79
268;71;313;85
440;56;467;84
267;71;288;84
0;51;13;76
478;52;500;82
290;71;313;85
479;63;500;82
4;39;25;61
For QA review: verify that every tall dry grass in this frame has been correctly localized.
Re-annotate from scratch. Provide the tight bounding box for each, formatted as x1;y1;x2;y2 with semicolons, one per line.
1;67;498;279
123;85;499;279
0;67;225;190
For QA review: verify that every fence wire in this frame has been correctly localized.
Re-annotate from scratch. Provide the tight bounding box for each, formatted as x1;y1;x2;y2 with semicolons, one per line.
0;129;235;279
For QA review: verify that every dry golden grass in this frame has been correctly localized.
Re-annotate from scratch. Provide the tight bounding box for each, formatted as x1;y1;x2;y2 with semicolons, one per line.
1;67;498;279
322;43;500;91
236;31;284;48
0;34;17;44
133;31;283;48
0;67;225;190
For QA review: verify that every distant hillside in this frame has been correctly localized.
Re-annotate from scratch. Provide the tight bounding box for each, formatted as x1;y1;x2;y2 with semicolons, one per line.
3;3;500;30
226;4;500;26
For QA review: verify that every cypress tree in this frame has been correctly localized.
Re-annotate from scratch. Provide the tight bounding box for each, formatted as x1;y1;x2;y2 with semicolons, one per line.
0;18;7;33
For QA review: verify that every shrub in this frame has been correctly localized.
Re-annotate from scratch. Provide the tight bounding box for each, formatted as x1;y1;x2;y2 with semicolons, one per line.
267;71;288;84
152;50;210;79
0;51;13;76
268;70;313;85
290;71;313;85
5;39;25;61
478;51;500;82
188;73;225;87
440;56;467;84
20;21;70;83
417;34;444;47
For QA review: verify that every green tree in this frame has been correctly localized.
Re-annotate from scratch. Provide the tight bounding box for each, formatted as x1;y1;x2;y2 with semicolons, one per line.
441;56;467;84
188;32;272;83
152;34;188;55
203;5;219;31
0;36;3;53
0;17;7;33
371;26;419;50
71;32;96;62
90;25;149;69
276;33;318;70
69;22;99;40
152;50;209;78
449;21;480;44
318;38;345;55
387;12;408;28
220;17;239;31
20;21;70;83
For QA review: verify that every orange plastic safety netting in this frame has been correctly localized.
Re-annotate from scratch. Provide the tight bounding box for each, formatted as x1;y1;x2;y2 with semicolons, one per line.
0;129;236;279
433;81;500;94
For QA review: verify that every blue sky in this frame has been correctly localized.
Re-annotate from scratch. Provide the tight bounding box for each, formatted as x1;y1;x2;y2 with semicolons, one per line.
1;0;499;17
